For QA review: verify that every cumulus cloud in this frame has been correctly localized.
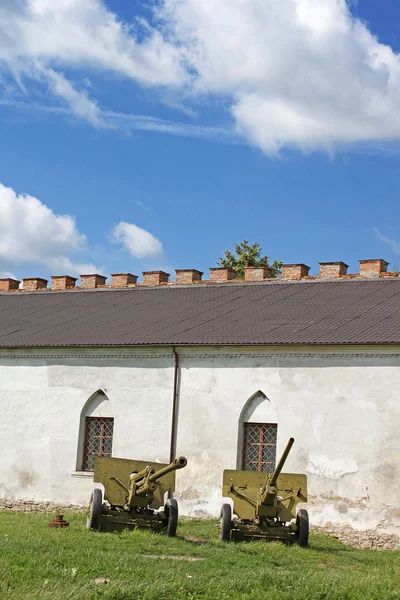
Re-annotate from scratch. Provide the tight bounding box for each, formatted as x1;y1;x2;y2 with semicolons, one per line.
157;0;400;154
0;183;98;275
111;222;163;259
2;1;400;153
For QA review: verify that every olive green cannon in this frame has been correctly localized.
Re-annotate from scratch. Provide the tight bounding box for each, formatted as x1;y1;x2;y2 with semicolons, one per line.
219;438;309;546
87;455;187;535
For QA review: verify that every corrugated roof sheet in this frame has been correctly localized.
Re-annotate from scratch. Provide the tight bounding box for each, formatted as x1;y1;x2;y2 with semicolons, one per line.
1;279;400;348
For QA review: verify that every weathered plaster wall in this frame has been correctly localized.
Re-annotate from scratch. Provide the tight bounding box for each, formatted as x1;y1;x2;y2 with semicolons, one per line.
0;346;399;544
0;349;174;507
174;349;400;542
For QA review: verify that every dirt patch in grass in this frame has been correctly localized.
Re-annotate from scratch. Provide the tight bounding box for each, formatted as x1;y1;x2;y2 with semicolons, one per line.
182;535;208;545
144;554;204;562
92;577;110;585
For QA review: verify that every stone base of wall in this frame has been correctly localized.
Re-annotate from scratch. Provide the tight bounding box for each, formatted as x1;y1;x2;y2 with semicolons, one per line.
0;499;86;513
312;523;400;551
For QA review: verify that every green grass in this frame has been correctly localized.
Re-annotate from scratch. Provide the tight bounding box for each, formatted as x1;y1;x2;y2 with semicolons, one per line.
0;512;399;600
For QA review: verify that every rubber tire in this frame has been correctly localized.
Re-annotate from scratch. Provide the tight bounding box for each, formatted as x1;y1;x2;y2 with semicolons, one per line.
220;504;232;542
87;488;103;531
296;509;309;547
166;498;179;537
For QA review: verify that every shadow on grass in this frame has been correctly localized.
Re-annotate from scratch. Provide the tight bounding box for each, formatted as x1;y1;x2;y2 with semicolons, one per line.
309;545;351;554
210;532;351;555
307;535;354;555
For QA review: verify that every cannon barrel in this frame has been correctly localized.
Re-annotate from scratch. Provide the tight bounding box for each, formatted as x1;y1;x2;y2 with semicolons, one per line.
148;456;187;482
135;457;187;496
270;438;294;486
130;465;155;484
259;438;294;505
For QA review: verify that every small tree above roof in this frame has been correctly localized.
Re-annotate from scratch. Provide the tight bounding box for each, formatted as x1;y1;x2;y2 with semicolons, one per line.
217;240;282;279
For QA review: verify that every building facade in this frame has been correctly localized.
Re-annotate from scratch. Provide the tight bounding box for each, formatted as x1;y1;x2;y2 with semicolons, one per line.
0;260;399;548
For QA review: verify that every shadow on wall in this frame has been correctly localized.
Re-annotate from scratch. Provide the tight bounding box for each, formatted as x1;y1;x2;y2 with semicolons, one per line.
183;354;400;370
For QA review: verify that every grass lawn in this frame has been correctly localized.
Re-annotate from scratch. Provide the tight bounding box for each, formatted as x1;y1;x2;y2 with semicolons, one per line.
0;512;398;600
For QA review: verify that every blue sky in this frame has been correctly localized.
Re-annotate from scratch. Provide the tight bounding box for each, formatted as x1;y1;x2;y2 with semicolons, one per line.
1;0;400;281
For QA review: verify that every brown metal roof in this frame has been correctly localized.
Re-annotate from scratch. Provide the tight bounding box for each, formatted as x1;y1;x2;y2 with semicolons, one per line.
1;279;400;348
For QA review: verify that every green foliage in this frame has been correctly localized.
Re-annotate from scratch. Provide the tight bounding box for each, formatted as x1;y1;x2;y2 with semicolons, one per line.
0;512;398;600
218;240;282;279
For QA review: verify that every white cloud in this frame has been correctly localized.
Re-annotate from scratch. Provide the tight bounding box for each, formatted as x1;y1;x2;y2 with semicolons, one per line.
0;270;17;280
0;0;186;125
374;227;400;255
39;66;107;128
104;108;234;140
111;221;163;259
2;1;400;153
157;0;400;154
0;182;98;276
0;98;235;141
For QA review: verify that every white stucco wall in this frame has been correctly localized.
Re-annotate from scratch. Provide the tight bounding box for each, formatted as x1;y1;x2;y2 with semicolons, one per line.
0;346;399;536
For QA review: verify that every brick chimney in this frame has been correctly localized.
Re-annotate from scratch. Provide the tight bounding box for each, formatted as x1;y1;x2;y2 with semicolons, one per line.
209;268;237;282
244;266;271;281
111;273;138;288
22;277;48;291
51;276;77;290
80;274;107;289
281;264;310;280
359;259;388;278
0;278;20;291
142;271;170;286
319;262;348;279
175;269;203;284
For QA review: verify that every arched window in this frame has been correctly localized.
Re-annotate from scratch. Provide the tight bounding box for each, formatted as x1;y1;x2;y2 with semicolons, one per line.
77;390;114;472
242;423;277;472
238;390;278;473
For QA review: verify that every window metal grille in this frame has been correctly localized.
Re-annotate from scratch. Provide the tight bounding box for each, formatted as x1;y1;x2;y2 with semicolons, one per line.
82;417;114;471
242;423;277;472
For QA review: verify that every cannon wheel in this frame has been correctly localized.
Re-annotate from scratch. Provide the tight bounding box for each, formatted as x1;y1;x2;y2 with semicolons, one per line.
220;504;232;541
295;509;309;547
165;498;179;537
86;488;102;531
